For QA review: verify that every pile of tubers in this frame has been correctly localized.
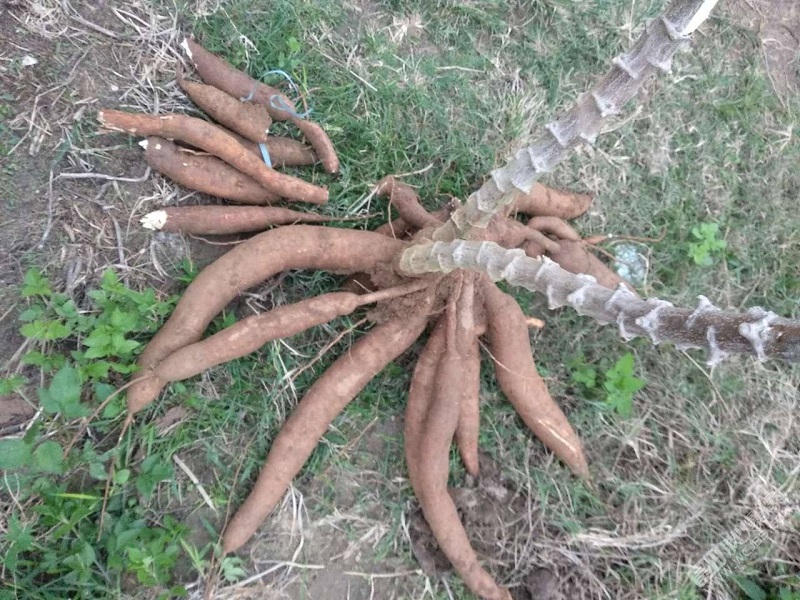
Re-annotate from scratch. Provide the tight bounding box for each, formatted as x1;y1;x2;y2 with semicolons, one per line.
100;38;339;236
97;37;625;599
94;6;800;595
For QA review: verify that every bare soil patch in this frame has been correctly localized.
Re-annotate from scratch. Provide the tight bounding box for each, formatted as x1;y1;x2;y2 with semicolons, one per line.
725;0;799;102
0;1;226;367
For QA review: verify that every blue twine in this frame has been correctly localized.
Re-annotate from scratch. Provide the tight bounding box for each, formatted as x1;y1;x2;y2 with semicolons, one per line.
258;142;272;168
262;68;313;119
240;69;311;168
269;94;312;119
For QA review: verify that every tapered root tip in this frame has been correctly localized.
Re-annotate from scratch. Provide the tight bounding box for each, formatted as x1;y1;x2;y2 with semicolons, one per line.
571;457;591;481
375;175;395;195
126;373;167;415
141;210;167;231
222;526;250;556
462;456;480;478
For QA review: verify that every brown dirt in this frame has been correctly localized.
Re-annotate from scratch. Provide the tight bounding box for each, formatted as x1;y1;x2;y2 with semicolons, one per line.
407;452;564;599
0;393;35;430
725;0;800;102
225;418;413;600
0;1;230;368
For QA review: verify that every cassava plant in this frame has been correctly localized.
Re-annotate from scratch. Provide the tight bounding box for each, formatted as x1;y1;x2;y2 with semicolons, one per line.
91;0;800;598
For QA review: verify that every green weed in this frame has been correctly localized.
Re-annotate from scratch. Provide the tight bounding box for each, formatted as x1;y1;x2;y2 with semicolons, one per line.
688;222;728;267
0;269;198;599
569;352;646;418
734;577;800;600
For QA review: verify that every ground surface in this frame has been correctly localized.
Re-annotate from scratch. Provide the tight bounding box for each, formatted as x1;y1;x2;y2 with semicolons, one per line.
1;1;799;599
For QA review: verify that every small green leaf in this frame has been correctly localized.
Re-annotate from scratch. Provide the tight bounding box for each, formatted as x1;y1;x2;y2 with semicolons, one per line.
114;469;131;484
111;333;140;355
735;578;767;600
287;36;301;54
221;556;246;582
0;438;32;469
54;299;79;320
618;374;646;395
21;350;66;370
18;305;44;322
136;457;173;499
83;361;112;380
83;345;110;360
110;308;139;332
611;353;634;376
167;586;188;598
87;288;106;302
94;382;115;402
7;514;34;550
109;362;137;375
0;374;26;395
602;353;645;417
571;365;597;389
83;329;112;348
688;221;728;267
606;392;633;418
38;366;87;418
21;268;51;297
38;387;58;414
34;440;64;474
100;269;121;288
80;541;96;565
89;461;108;480
102;398;124;419
21;320;72;341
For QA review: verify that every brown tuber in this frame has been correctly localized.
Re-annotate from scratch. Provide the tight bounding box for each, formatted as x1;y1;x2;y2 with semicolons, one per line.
482;279;590;479
126;226;406;417
91;5;800;596
182;37;340;174
222;296;433;554
177;72;273;144
142;137;280;204
508;182;593;220
548;239;629;290
211;126;319;168
140;205;331;235
98;110;328;204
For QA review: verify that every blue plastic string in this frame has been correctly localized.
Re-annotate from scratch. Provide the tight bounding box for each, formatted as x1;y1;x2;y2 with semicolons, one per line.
258;142;272;168
263;69;299;94
261;68;313;119
269;94;312;119
239;69;312;167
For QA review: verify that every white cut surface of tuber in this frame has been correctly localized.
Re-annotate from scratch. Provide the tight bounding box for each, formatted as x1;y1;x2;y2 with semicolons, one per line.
141;210;167;231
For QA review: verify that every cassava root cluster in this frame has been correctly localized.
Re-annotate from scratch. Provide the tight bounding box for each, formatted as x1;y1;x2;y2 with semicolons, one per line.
122;174;615;600
91;2;800;597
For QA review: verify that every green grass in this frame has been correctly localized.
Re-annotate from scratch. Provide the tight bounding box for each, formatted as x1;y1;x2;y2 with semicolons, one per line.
2;0;799;598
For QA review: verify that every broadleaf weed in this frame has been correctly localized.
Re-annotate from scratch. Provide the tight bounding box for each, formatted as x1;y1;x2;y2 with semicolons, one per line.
688;222;728;267
0;269;195;598
569;352;646;418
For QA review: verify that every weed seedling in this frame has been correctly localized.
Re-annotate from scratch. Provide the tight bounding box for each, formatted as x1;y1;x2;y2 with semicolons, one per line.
688;222;728;267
